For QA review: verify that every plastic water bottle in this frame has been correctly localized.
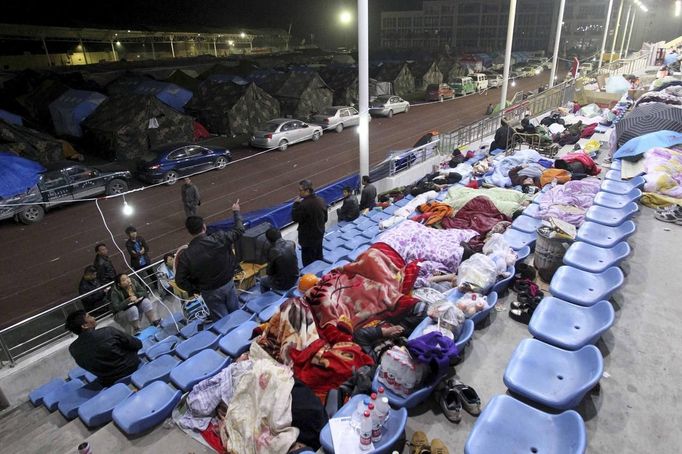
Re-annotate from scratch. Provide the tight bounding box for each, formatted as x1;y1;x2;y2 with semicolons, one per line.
359;411;372;451
369;392;378;409
350;398;370;431
371;405;383;443
375;395;390;425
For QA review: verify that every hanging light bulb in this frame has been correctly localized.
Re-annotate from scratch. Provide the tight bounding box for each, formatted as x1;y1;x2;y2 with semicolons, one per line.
122;197;134;216
511;80;517;87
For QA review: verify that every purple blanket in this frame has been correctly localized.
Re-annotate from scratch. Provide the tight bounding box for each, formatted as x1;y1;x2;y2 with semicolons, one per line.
377;220;477;287
537;178;601;226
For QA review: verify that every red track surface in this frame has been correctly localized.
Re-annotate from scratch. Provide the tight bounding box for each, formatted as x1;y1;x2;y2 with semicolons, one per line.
0;73;549;328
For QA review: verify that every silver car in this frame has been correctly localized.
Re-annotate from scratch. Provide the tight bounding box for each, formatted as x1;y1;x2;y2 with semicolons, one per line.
311;106;366;133
250;118;323;151
369;95;410;118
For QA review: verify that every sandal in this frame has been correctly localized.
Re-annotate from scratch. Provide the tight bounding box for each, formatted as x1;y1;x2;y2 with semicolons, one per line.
446;378;481;416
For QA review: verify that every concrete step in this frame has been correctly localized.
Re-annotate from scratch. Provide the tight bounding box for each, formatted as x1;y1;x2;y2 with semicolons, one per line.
0;402;53;441
23;417;94;453
74;421;214;453
2;408;72;453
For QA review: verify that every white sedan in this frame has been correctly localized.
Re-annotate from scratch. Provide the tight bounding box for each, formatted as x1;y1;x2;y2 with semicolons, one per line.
369;95;410;118
250;119;323;151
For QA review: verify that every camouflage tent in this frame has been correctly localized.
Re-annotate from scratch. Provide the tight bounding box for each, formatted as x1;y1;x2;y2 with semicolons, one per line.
186;81;279;136
437;57;468;84
408;61;443;91
248;69;289;95
17;79;70;128
0;119;66;164
274;72;333;118
105;73;153;96
82;94;194;161
199;61;259;80
319;66;358;106
164;69;201;93
370;62;415;98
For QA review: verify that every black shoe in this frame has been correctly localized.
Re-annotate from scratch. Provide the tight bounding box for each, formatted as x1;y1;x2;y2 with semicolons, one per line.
437;386;462;423
509;305;534;324
446;378;481;416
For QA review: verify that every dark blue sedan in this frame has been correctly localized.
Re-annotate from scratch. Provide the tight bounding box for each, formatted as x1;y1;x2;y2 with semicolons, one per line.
136;144;232;185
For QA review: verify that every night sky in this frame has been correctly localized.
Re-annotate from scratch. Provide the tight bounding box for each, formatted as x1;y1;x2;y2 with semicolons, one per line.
3;0;423;48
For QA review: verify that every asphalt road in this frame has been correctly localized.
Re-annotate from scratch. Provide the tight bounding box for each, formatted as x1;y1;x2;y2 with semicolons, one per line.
0;72;551;329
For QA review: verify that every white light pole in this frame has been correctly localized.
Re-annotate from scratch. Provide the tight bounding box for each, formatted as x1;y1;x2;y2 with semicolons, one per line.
619;4;632;58
549;0;566;88
624;9;637;58
598;0;615;69
358;0;369;179
610;0;624;59
500;0;518;109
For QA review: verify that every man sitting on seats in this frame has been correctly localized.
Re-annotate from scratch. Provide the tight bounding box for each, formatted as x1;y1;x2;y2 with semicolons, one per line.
109;273;160;334
65;310;142;386
260;227;299;293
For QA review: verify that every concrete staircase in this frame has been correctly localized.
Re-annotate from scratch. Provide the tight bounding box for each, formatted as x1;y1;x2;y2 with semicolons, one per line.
0;401;213;454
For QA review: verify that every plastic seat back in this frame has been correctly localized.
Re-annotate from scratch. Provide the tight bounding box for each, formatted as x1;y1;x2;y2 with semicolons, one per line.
175;330;220;360
78;383;133;428
512;215;543;233
550;266;624;306
219;321;259;358
112;381;182;436
131;354;181;389
58;382;104;419
29;378;66;406
211;309;252;335
169;349;231;392
563;241;630;273
593;189;642;208
503;228;537;251
585;202;639;227
43;379;85;411
575;221;636;248
145;335;180;361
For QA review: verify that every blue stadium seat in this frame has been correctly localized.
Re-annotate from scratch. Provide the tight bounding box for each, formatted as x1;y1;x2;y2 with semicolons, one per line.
57;382;104;420
340;228;362;241
321;247;352;264
361;225;381;240
68;366;98;384
575;220;636;248
160;311;185;330
503;339;603;410
409;317;474;354
179;319;203;339
319;393;408;454
29;378;66;406
370;366;441;410
503;228;537;251
522;202;541;219
131;354;181;389
135;326;158;341
601;177;645;194
339;222;356;232
169;349;231;392
512;215;543;234
323;236;346;251
324;230;342;241
563;241;630;273
322;260;350;276
368;210;392;222
300;259;328;276
464;395;586;454
245;292;284;313
383;204;400;215
585;202;639;227
145;335;181;361
112;381;182;436
175;330;220;360
345;243;371;262
529;298;615;350
470;292;499;325
610;159;622;170
219;321;258;358
78;383;134;428
516;245;531;263
43;379;86;411
344;235;371;251
154;326;180;341
550;266;624;306
354;217;376;230
394;197;411;207
593;189;642;209
211;309;252;335
138;337;156;357
258;297;287;322
604;169;622;181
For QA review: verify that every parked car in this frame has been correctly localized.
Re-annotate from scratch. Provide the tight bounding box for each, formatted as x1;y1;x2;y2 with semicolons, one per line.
580;62;594;75
369;95;410;117
485;72;503;88
250;118;323;151
136;144;232;185
451;77;476;96
425;83;455;101
472;73;489;91
0;163;132;224
311;106;366;133
520;67;537;77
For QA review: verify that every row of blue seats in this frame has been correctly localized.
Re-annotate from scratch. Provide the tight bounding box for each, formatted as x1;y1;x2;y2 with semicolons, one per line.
465;166;643;453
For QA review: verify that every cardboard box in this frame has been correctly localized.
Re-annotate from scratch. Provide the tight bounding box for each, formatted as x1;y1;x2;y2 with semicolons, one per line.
234;261;268;290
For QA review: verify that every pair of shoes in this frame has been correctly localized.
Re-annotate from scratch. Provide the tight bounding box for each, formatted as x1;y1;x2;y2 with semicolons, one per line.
436;382;462;423
654;207;682;224
445;378;481;416
514;263;537;282
410;432;450;454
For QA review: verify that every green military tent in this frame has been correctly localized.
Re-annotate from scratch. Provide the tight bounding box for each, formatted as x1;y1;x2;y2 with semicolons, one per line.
16;79;70;129
82;94;194;161
319;66;358;106
0;119;67;164
164;69;201;92
275;71;333;118
409;61;444;91
437;57;468;84
371;62;415;98
186;81;280;137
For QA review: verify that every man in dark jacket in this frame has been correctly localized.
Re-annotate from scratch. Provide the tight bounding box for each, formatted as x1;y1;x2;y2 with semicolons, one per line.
181;177;201;218
175;200;244;320
93;243;117;284
292;180;328;266
65;310;142;386
336;187;360;222
489;118;516;153
260;227;299;293
124;226;150;271
359;175;377;212
78;265;109;315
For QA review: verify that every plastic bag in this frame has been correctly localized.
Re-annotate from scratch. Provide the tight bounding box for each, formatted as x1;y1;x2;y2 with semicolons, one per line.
583;139;601;153
426;301;465;338
377;346;426;397
413;287;447;305
482;233;510;255
605;76;630;94
483;233;516;274
457;253;498;293
578;103;602;117
456;293;488;318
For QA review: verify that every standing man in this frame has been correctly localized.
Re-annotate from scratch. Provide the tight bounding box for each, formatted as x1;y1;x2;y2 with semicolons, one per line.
337;186;360;222
125;226;151;274
93;243;117;284
181;177;201;218
260;227;299;293
359;175;377;212
292;180;327;266
175;200;244;320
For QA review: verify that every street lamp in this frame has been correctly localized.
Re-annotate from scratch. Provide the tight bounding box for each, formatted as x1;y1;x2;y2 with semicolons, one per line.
240;32;246;39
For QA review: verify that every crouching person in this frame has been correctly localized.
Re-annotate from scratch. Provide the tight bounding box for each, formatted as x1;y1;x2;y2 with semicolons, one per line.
109;273;160;335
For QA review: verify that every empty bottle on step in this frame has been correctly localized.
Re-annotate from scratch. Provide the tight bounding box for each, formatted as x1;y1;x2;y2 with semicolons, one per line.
359;411;372;451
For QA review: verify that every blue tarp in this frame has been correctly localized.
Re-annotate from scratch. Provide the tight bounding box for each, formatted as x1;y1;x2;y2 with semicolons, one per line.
613;130;682;160
0;152;45;197
0;109;23;126
48;89;107;137
209;174;360;233
132;80;193;111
